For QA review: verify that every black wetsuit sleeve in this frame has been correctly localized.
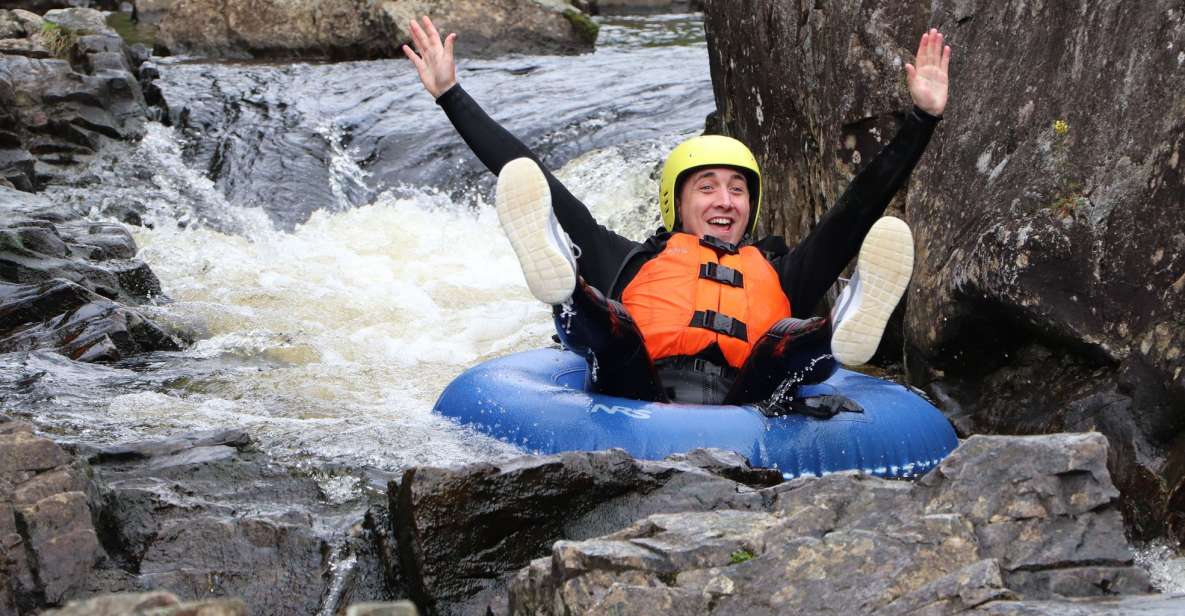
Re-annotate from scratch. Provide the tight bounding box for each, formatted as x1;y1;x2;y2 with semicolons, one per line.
436;84;640;294
776;107;940;316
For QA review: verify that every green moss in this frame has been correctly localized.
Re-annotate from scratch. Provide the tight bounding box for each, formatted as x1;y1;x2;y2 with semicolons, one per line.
40;21;78;59
563;9;599;45
106;12;157;48
729;549;754;565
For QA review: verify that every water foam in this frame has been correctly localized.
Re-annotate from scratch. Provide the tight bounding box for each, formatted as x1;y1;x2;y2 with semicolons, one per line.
128;126;670;471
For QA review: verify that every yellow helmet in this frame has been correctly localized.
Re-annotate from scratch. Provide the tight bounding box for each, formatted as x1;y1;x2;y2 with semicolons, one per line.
658;135;762;236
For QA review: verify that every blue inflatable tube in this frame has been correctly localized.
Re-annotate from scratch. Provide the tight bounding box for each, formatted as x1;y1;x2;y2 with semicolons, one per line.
435;349;958;479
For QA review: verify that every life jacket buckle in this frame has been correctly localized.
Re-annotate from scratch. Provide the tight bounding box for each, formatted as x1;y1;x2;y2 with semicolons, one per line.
699;262;744;287
690;309;749;341
699;235;739;255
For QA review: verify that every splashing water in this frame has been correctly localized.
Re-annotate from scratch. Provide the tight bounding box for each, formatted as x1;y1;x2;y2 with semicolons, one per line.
1134;541;1185;592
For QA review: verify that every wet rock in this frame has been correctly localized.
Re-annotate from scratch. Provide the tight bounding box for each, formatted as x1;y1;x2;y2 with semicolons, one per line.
392;448;774;615
0;286;182;361
340;503;409;609
143;0;596;61
0;7;148;190
701;0;1185;542
506;434;1153;615
0;213;164;303
0;186;181;362
83;428;253;462
87;429;386;616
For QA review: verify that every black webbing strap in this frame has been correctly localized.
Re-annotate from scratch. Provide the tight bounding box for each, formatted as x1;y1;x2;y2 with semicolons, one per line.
699;235;739;255
689;310;748;341
655;356;739;379
698;262;744;287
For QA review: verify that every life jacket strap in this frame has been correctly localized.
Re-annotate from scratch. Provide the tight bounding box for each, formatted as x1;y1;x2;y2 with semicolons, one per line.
689;309;748;341
655;356;739;379
699;235;739;255
698;262;744;287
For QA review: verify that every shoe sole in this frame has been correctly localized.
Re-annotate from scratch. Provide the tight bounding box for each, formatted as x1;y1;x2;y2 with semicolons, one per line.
831;216;914;366
495;159;576;305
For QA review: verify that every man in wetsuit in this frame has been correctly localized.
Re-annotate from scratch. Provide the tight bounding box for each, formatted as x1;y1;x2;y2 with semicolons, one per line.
404;17;951;412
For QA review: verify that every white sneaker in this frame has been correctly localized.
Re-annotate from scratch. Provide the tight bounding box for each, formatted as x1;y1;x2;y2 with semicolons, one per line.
830;216;914;366
495;158;578;305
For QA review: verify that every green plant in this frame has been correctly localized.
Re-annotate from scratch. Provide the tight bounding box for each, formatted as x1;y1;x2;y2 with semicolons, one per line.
729;549;754;564
563;9;599;45
40;21;78;59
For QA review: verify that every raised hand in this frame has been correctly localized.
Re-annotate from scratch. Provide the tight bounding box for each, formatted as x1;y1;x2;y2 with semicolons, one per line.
402;16;458;98
905;28;951;117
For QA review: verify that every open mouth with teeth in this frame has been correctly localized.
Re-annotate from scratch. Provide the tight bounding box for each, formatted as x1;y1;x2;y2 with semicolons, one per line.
707;217;735;231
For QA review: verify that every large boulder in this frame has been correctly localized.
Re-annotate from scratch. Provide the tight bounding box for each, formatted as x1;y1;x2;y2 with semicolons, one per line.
392;448;781;615
701;0;1185;541
507;434;1158;615
137;0;597;61
84;428;395;615
2;421;400;615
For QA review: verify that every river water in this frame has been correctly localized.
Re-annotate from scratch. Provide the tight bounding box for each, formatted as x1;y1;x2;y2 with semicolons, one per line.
2;14;713;475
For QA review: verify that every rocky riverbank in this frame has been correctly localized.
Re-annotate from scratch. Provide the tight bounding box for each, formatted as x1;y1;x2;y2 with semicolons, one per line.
6;418;1185;614
702;0;1185;545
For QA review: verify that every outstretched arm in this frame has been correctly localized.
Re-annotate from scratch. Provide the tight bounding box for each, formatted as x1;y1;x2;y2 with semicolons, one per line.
777;28;951;315
403;16;639;293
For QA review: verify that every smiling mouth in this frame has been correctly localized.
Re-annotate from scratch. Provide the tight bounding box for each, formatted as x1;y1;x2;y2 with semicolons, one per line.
708;217;734;229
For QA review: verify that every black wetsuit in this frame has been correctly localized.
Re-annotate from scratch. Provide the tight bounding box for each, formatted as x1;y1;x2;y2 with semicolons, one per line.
437;84;939;406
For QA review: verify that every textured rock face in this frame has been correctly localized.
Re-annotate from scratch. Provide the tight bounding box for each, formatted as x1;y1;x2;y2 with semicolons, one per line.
0;7;150;190
86;430;335;615
39;591;247;616
702;0;1185;541
0;421;105;614
904;0;1185;544
508;434;1153;615
0;421;398;615
392;448;781;615
140;0;595;60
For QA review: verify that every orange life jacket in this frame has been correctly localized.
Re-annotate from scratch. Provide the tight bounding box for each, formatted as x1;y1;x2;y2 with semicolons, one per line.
621;233;792;368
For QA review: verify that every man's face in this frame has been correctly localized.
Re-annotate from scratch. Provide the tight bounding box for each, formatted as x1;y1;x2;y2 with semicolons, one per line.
677;167;751;245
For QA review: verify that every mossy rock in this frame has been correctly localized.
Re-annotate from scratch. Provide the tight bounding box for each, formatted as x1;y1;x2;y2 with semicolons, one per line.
562;9;599;45
39;21;78;59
